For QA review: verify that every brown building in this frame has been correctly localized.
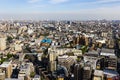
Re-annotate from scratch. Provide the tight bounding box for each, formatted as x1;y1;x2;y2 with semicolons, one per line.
0;37;6;50
0;73;5;80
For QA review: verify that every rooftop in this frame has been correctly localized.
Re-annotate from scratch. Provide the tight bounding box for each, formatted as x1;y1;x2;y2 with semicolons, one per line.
20;64;29;69
5;78;21;80
94;70;103;76
34;75;40;78
0;61;11;68
103;69;119;77
101;48;114;53
41;38;52;43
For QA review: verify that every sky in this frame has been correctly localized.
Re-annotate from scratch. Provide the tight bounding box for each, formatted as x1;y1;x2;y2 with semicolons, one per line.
0;0;120;20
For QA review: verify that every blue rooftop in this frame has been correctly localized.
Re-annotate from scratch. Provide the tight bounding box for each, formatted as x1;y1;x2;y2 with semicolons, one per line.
41;38;52;43
103;69;119;75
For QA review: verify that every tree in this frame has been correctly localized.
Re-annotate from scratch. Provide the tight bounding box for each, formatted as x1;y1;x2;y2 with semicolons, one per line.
24;55;30;59
7;53;13;59
81;46;88;54
7;36;13;43
30;72;35;78
0;58;6;64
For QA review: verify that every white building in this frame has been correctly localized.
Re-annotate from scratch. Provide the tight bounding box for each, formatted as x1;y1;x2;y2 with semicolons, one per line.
18;63;34;80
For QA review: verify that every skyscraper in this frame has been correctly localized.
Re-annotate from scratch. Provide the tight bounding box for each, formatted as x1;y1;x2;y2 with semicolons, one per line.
0;61;13;78
0;37;6;50
74;64;83;80
82;66;92;80
48;61;56;72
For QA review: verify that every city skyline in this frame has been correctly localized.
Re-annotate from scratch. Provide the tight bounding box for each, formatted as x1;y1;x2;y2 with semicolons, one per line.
0;0;120;20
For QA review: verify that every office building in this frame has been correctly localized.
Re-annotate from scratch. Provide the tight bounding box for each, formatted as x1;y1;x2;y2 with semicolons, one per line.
82;66;92;80
58;55;75;70
105;56;117;70
0;72;5;80
0;37;6;50
93;70;104;80
48;48;57;62
48;61;56;72
18;63;34;80
74;64;83;80
0;61;13;78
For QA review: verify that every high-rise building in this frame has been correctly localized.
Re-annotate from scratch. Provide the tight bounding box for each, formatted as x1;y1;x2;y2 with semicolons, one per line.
0;61;13;78
48;48;57;62
85;37;89;46
82;66;92;80
48;48;57;72
74;64;83;80
0;37;6;50
107;38;114;49
49;52;56;62
105;56;117;70
0;73;5;80
18;63;34;80
48;61;56;72
93;70;104;80
58;55;75;70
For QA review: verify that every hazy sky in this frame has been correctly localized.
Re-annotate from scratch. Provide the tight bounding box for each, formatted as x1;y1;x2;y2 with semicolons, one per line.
0;0;120;20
